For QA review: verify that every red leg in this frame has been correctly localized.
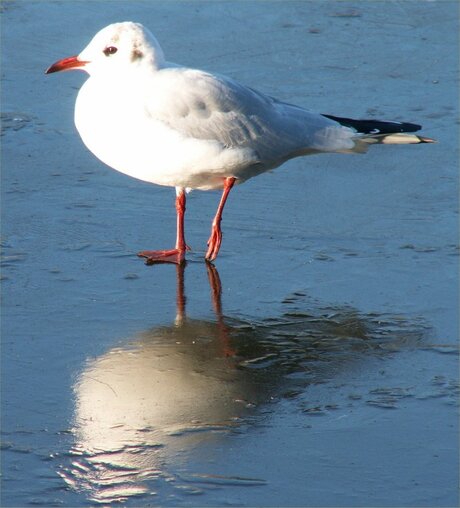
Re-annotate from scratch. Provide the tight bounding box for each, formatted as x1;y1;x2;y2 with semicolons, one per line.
205;177;236;262
138;188;190;265
174;190;190;253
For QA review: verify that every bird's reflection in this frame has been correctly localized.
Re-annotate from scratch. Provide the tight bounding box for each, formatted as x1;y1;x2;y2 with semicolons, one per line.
60;263;427;504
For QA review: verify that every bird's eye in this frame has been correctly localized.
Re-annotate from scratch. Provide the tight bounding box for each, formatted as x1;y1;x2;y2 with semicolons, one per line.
103;46;118;56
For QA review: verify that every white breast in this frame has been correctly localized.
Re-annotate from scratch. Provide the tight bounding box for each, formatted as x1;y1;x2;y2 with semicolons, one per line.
74;75;257;190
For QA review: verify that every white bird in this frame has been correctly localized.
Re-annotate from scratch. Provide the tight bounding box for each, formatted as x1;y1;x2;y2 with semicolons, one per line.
46;22;434;264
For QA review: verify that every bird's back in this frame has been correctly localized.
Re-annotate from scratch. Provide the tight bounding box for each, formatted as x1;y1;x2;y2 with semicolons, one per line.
145;66;356;162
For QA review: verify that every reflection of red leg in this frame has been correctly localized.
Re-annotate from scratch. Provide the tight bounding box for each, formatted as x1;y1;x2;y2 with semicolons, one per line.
205;261;235;357
205;177;236;262
175;262;186;323
206;261;223;317
138;188;190;265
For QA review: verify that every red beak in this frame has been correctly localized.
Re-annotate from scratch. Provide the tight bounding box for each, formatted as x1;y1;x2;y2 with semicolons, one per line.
45;55;88;74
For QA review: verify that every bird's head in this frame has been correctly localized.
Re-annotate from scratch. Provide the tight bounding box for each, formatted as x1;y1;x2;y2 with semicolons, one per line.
45;22;165;77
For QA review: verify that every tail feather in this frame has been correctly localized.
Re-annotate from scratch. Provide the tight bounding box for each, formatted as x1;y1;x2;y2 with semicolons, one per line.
322;114;436;148
372;133;436;144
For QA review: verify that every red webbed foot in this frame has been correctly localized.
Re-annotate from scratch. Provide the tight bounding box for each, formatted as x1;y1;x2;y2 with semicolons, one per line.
137;248;187;265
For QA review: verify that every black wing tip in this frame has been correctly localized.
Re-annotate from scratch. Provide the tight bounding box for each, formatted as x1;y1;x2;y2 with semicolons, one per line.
322;114;422;134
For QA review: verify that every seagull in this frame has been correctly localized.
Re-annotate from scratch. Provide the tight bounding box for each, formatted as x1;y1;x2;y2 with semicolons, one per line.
46;22;435;264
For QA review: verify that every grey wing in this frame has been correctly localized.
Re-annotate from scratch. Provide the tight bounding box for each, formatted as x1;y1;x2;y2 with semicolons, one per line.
146;67;356;164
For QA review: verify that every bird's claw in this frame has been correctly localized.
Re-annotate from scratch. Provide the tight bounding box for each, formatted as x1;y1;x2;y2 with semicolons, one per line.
205;228;222;261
